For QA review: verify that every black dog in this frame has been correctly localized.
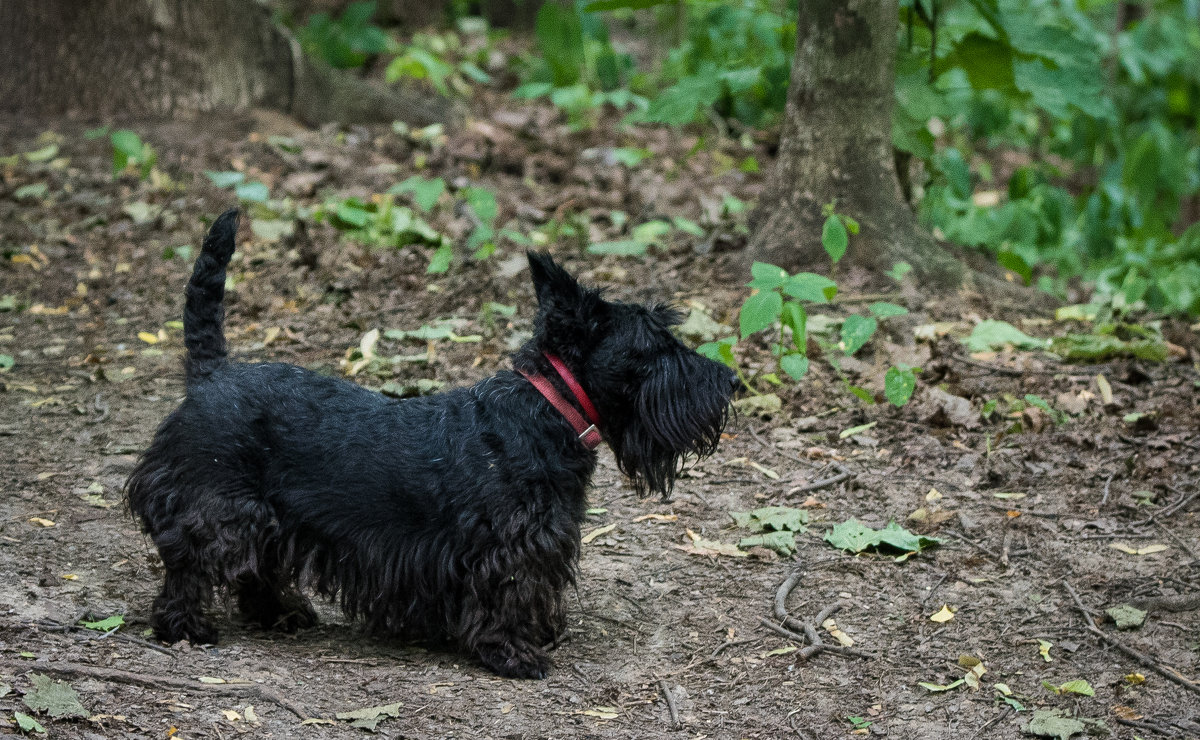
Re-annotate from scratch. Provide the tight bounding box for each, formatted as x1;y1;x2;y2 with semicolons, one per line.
127;208;737;678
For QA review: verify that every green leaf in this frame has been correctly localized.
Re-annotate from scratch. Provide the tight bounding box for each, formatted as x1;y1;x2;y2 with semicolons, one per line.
780;353;809;381
13;712;45;734
643;75;722;126
696;337;737;368
887;262;913;282
874;521;941;555
964;320;1047;352
781;301;807;347
783;273;837;303
109;129;144;158
740;290;782;339
388;176;445;212
839;422;876;439
885;365;917;407
738;531;797;556
1025;709;1085;740
24;144;59;162
1048;334;1168;363
821;214;848;263
1104;604;1146;630
583;0;673;9
824;519;880;553
463;186;498;224
426;243;453;273
14;184;48;200
335;201;371;228
747;262;788;290
587;239;649;256
204;170;245;188
840;315;877;355
941;32;1015;91
512;82;553;99
919;679;966;692
610;147;651;168
80;615;124;632
535;2;585;87
0;354;14;372
868;302;908;319
22;674;87;718
234;181;269;203
730;506;808;533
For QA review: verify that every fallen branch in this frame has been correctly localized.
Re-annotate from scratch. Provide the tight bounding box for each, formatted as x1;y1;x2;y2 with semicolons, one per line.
1131;592;1200;614
658;679;680;729
764;568;876;662
0;661;311;720
788;464;853;496
1062;582;1200;697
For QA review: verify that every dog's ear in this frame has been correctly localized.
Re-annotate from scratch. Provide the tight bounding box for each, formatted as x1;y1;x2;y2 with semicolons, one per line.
527;251;587;311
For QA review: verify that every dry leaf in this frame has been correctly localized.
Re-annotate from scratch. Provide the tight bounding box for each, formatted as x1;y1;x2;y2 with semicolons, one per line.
580;707;619;720
822;618;854;646
29;517;56;527
1110;543;1169;555
765;645;798;657
1096;374;1113;404
581;523;616;544
929;605;955;623
137;331;159;344
632;513;677;523
221;710;241;722
244;706;259;724
675;529;747;558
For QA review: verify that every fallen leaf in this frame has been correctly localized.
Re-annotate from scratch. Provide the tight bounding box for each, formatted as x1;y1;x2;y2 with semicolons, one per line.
1038;639;1053;662
919;678;965;692
839;422;877;439
1112;705;1141;720
676;529;747;558
1105;604;1146;630
579;706;619;720
1123;673;1145;685
1110;543;1169;555
23;674;88;718
822;618;854;646
1026;709;1085;739
244;706;259;723
196;677;226;684
14;712;46;734
336;702;403;731
632;513;677;523
28;517;56;528
221;710;242;721
581;523;616;544
765;645;798;657
730;506;808;533
929;605;955;623
1095;374;1113;404
137;331;159;345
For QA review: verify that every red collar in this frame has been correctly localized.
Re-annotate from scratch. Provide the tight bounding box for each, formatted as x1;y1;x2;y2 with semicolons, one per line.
519;353;602;450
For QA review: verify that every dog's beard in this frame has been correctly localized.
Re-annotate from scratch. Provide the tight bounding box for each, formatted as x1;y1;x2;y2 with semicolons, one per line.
611;355;732;499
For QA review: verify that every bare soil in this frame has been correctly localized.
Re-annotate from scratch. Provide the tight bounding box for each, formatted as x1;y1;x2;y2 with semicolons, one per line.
1;102;1198;739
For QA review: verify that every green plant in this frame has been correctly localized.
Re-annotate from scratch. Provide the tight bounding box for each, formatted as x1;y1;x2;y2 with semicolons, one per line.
110;130;156;180
300;0;390;69
385;27;495;96
700;203;918;406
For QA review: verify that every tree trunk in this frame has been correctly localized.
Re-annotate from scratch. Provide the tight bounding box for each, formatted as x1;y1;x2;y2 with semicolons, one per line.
0;0;451;126
748;0;963;288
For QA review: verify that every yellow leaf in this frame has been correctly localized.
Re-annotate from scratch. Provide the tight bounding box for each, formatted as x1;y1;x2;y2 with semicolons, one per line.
580;707;619;720
196;677;225;684
1038;639;1053;662
1111;543;1169;555
925;487;942;502
499;702;514;715
29;517;56;527
581;523;616;544
244;706;259;723
263;326;281;345
929;605;955;623
221;710;241;722
1124;673;1145;685
822;618;854;646
765;645;798;657
632;513;677;523
1096;374;1113;404
62;574;77;581
138;332;159;345
300;718;337;725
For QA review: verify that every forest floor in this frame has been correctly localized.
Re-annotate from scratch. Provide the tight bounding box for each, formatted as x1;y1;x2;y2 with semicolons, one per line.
0;95;1198;740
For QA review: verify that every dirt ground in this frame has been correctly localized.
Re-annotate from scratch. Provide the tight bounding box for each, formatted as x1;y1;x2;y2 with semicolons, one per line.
1;101;1198;740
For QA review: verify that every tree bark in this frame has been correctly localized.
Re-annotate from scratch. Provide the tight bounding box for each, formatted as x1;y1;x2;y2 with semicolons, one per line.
748;0;963;288
0;0;451;126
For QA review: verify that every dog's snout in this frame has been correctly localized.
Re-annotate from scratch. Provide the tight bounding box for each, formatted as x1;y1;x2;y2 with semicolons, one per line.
728;369;741;394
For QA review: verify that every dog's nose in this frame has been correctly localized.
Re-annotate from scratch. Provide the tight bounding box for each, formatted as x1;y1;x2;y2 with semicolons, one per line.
728;370;741;393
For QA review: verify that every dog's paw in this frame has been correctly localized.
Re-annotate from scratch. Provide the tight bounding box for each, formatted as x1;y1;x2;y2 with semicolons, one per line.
478;645;551;680
273;599;318;633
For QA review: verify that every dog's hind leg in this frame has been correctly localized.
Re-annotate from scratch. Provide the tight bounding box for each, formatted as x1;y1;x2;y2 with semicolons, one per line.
150;543;220;645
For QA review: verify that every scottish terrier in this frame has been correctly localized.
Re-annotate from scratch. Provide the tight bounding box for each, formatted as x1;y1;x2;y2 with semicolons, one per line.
127;208;737;678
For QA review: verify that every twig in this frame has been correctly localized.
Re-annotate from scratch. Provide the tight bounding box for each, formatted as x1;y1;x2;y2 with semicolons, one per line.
658;679;680;729
766;569;875;662
1062;582;1200;696
20;618;174;657
970;705;1014;740
746;424;810;468
1100;471;1116;507
0;661;311;719
788;464;853;496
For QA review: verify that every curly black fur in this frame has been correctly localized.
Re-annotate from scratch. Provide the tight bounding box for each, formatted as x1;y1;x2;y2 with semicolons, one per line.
127;208;737;678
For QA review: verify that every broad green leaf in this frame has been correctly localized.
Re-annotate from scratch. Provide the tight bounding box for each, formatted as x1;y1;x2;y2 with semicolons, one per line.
81;615;124;631
14;184;48;200
874;521;941;555
587;239;649;256
840;315;877;355
887;262;913;282
696;338;737;368
738;531;797;556
824;519;879;553
941;32;1015;91
0;354;14;372
235;181;269;203
868;302;908;319
388;176;446;212
672;216;704;236
109;129;144;158
783;273;837;303
780;301;807;346
739;290;782;338
748;262;788;290
583;0;674;9
463;186;498;224
14;712;45;734
964;320;1047;352
204;170;245;188
22;674;87;718
1105;604;1146;630
1049;334;1167;363
885;365;917;407
1025;709;1085;740
24;144;59;162
730;506;808;533
780;353;809;380
821;214;848;263
426;243;453;273
335;201;371;228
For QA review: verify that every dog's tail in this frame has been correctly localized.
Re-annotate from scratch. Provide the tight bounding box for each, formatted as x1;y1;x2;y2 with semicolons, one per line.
183;208;239;382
